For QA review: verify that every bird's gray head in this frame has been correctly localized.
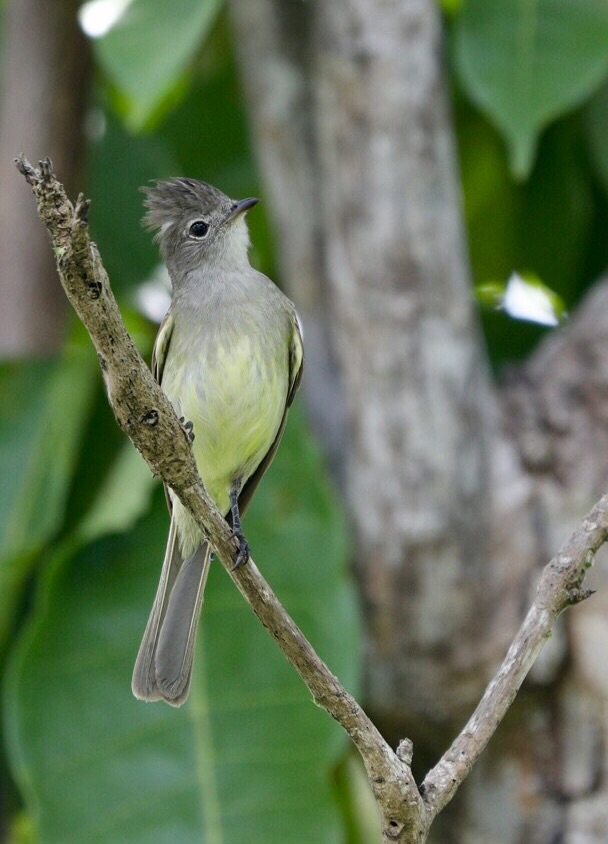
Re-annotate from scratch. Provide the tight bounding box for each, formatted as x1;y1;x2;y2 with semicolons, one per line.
142;178;259;274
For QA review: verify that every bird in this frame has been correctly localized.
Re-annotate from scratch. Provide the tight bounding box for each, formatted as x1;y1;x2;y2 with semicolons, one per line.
132;177;303;706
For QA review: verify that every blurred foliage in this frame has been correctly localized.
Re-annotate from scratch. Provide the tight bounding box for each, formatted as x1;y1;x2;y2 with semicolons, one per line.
1;0;608;841
93;0;223;131
0;345;98;650
451;0;608;362
455;0;608;178
5;413;357;843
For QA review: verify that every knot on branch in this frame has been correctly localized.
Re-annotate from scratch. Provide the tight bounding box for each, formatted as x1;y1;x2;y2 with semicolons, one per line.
567;587;595;606
141;409;160;427
396;738;413;765
85;278;103;300
386;819;405;839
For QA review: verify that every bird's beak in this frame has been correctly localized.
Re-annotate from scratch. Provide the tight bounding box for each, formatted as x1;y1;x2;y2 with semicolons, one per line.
223;196;260;225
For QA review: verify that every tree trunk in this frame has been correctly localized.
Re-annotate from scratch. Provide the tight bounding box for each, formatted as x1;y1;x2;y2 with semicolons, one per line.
0;0;90;356
230;0;608;840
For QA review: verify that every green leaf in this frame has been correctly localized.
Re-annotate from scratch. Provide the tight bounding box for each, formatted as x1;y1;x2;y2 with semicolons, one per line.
75;443;157;545
0;348;98;647
93;0;224;131
455;0;608;178
5;412;359;843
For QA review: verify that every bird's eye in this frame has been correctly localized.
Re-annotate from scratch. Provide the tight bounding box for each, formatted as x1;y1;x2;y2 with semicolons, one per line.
188;220;209;238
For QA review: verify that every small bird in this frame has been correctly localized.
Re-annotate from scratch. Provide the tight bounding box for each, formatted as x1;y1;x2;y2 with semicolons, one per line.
132;178;303;706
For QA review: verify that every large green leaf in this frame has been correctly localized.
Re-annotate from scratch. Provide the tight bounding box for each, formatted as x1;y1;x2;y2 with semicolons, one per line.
455;0;608;178
93;0;224;131
0;348;98;647
5;411;359;843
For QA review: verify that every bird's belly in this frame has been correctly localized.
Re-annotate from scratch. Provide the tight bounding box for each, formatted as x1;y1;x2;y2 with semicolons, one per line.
164;337;286;517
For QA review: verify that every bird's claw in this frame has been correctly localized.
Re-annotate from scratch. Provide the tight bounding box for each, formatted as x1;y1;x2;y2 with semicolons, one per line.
179;416;195;443
231;531;250;570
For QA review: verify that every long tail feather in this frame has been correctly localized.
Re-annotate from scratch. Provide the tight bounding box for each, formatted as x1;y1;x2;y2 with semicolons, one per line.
154;542;211;706
132;517;211;706
132;516;182;702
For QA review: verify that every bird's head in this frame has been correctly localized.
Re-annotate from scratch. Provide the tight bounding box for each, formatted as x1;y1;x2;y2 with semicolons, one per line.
142;178;259;274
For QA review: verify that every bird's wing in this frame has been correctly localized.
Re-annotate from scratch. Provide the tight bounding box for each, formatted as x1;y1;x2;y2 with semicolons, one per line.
237;311;304;518
152;309;174;384
152;310;175;513
286;310;305;408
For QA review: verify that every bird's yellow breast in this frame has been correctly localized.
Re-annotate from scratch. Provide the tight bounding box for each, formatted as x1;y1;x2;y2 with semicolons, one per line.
163;332;287;518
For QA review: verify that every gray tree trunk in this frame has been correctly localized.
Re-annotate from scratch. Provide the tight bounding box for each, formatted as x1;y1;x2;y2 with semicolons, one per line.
0;0;90;356
229;0;608;840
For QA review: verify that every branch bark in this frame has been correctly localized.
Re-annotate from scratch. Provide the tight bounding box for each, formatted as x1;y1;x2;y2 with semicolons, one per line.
422;495;607;818
16;155;608;844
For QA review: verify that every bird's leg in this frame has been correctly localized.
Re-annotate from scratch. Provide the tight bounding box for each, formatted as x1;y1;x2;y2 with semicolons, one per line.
178;416;195;443
229;488;249;569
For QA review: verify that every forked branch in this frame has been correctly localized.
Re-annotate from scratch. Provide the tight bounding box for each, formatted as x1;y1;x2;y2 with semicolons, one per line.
16;156;608;843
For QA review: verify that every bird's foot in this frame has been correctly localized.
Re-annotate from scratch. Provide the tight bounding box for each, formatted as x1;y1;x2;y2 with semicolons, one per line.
228;487;249;569
231;529;250;570
179;416;195;443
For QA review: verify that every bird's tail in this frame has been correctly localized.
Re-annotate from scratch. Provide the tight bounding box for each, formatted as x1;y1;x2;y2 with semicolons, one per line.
132;516;212;706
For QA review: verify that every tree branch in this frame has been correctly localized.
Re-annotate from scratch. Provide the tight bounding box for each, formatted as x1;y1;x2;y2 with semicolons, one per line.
422;495;608;817
16;155;608;843
15;156;425;843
